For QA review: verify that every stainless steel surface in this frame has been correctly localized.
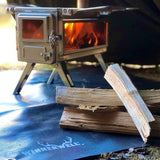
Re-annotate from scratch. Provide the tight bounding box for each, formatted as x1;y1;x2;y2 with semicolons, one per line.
94;54;107;72
16;12;56;64
53;63;74;87
9;5;129;93
58;46;107;62
13;63;35;95
47;69;58;84
77;0;89;8
18;14;50;42
6;6;137;16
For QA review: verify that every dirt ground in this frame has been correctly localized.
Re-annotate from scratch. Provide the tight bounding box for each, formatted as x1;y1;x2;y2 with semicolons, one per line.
95;146;160;160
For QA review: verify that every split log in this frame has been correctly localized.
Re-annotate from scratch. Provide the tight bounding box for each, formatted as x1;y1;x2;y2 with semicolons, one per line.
56;86;160;108
60;107;160;138
104;64;155;143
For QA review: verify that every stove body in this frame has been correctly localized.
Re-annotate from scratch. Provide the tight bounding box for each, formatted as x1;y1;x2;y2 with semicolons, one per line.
15;7;108;64
7;6;132;94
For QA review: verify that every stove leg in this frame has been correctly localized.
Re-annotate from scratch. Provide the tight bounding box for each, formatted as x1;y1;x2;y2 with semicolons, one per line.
47;69;58;84
13;63;35;95
53;62;74;87
94;53;107;72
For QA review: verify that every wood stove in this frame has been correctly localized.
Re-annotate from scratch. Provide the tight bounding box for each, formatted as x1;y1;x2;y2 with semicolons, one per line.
6;5;136;94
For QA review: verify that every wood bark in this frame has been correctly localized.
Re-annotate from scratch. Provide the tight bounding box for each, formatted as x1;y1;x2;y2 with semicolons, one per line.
104;64;155;142
60;107;160;138
56;86;160;108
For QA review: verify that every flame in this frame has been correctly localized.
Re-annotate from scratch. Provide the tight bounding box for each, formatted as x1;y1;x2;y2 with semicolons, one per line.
64;22;108;52
64;23;69;29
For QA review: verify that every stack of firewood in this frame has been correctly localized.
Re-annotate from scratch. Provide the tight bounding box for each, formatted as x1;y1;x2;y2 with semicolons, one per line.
56;64;160;143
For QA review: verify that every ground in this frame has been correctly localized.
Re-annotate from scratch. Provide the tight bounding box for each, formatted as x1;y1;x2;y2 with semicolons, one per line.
95;146;160;160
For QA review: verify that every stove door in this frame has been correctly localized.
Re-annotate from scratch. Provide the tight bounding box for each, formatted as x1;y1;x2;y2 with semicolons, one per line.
57;19;108;61
16;13;56;64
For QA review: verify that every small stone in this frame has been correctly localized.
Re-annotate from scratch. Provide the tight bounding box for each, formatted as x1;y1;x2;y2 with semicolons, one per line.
101;152;112;159
129;148;134;153
123;153;131;159
138;154;145;159
117;153;124;158
135;147;146;153
110;157;119;160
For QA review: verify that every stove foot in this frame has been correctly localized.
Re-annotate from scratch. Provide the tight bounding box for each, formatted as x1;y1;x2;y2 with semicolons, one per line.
47;69;58;84
13;62;35;95
53;62;74;87
94;53;107;72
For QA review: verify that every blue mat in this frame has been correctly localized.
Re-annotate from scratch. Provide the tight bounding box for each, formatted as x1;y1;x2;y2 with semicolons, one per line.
1;65;159;160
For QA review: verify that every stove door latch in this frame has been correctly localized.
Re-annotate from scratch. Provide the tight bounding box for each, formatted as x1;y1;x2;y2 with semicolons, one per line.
49;30;61;50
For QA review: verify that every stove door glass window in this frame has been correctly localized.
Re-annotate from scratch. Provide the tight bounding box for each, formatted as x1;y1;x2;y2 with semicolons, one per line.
22;19;44;40
64;22;108;52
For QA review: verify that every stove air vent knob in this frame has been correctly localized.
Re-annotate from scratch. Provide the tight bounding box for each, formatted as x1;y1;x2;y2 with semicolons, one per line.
40;52;52;61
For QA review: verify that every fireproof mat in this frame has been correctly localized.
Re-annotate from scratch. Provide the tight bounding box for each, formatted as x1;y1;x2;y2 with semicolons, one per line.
1;65;160;160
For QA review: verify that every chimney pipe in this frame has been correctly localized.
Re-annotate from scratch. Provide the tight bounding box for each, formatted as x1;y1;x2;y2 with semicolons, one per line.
77;0;89;8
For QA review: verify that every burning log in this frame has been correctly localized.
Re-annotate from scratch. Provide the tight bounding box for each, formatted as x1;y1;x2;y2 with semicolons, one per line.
104;64;155;143
60;107;160;138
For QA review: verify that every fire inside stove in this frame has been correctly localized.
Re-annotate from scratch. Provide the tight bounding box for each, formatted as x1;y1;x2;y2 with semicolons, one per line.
64;21;108;52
